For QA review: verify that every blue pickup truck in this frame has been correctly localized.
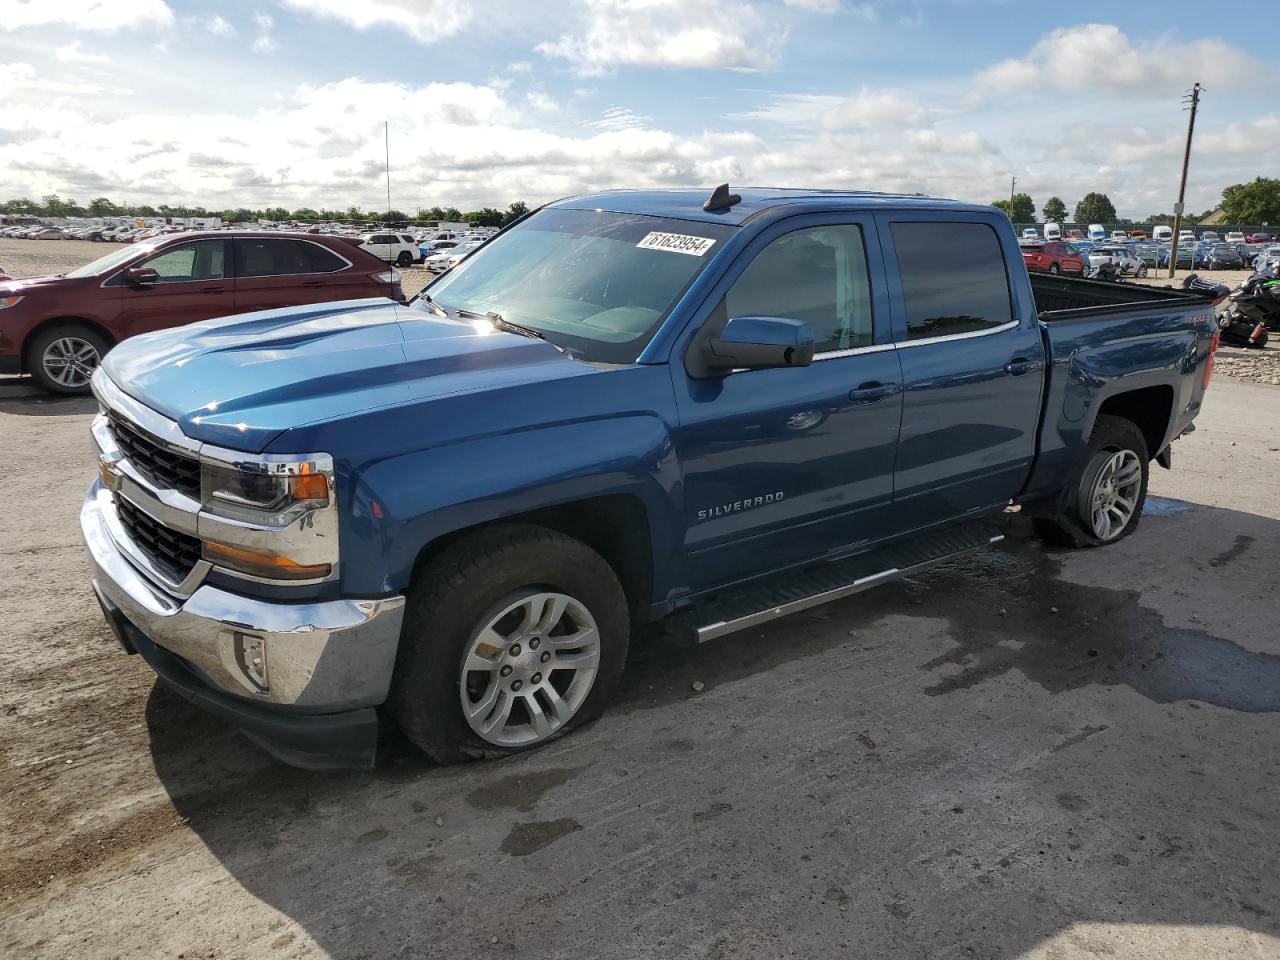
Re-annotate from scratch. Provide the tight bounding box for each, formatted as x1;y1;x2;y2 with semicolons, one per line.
81;187;1220;768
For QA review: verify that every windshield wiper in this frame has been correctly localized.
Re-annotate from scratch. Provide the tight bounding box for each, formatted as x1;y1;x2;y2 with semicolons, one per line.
415;293;450;319
457;308;545;342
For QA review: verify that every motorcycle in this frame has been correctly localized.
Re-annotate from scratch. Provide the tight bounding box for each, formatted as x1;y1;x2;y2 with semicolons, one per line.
1184;273;1271;349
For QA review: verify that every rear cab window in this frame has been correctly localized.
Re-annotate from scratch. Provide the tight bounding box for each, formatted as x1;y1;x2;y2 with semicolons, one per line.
888;221;1013;340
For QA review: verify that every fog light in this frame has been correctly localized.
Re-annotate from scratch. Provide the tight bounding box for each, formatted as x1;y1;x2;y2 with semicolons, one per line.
234;632;269;693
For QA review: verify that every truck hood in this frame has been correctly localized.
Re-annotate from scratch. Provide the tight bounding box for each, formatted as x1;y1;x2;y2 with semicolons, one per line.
102;298;593;452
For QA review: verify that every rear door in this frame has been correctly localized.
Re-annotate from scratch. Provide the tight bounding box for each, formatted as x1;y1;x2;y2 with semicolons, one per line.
110;239;232;338
876;215;1046;532
232;238;359;312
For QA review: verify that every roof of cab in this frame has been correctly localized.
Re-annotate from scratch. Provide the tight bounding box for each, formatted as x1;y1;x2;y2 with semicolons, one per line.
551;187;985;227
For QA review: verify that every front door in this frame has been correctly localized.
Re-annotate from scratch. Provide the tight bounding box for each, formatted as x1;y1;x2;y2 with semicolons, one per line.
877;215;1046;532
113;239;232;340
671;216;904;591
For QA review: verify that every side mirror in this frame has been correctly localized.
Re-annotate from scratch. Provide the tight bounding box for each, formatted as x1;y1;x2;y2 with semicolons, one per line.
694;316;816;377
124;266;159;288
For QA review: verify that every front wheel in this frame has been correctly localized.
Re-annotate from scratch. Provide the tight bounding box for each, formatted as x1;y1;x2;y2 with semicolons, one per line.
391;524;629;763
1033;414;1149;548
1137;265;1148;278
27;323;110;395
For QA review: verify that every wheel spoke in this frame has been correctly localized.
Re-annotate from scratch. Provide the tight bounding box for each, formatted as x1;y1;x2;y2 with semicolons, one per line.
540;685;572;726
464;680;501;721
531;593;568;635
477;688;514;734
545;625;597;649
550;647;599;671
525;692;554;738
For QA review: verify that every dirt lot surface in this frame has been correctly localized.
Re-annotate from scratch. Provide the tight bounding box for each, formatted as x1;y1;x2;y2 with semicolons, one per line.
2;239;1279;959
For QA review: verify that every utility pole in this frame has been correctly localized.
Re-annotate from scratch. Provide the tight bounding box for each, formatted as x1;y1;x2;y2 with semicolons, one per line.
1167;82;1201;278
1010;176;1016;209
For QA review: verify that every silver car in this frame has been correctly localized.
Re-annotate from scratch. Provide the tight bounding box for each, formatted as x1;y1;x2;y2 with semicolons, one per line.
1089;246;1146;277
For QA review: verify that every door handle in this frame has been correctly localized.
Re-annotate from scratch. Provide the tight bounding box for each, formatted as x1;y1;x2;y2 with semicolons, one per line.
1004;357;1036;376
200;286;226;294
302;281;326;288
849;381;898;404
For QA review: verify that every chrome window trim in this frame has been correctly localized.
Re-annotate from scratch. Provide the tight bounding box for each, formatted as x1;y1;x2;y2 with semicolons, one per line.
99;238;229;290
897;318;1020;349
231;237;355;280
813;342;896;361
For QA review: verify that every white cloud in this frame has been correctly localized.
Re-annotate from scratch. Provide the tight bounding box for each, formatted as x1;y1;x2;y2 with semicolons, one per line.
205;15;235;37
732;86;928;129
54;41;111;64
537;0;781;75
586;106;653;131
782;0;840;11
973;23;1266;97
279;0;471;45
251;11;274;52
0;0;173;31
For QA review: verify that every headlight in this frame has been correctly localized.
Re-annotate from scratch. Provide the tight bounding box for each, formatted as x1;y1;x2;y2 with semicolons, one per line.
0;295;24;309
199;453;337;582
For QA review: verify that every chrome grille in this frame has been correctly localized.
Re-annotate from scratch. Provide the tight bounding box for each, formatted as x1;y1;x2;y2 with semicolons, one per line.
116;497;202;583
107;412;201;499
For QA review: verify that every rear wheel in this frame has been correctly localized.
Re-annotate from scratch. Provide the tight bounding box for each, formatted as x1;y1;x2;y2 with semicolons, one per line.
27;323;110;395
391;524;629;763
1048;263;1061;275
395;250;413;267
1033;415;1149;548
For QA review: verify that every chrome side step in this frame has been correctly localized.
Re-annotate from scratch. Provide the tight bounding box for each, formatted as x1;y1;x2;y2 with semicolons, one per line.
695;521;1004;643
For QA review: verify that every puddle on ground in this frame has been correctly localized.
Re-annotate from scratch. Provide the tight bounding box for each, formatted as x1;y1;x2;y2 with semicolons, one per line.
499;818;582;856
619;521;1280;715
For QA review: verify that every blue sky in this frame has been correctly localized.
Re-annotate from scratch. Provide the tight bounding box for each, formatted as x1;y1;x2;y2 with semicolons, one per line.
1;0;1274;217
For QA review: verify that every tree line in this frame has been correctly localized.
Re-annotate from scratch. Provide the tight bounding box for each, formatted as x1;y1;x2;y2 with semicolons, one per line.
6;177;1279;228
0;195;531;228
993;177;1280;226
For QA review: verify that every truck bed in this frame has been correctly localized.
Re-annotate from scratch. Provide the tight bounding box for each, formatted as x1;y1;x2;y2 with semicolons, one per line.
1031;273;1213;321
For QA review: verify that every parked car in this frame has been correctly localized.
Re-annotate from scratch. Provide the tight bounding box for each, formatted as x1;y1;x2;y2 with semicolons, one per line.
0;231;404;394
1089;245;1145;276
1065;229;1084;240
425;239;483;272
1199;231;1220;243
1252;245;1280;271
358;231;421;266
1088;224;1106;241
1021;228;1040;239
1245;233;1273;243
1043;222;1061;240
1127;230;1147;239
1160;244;1208;269
1203;243;1245;270
418;238;459;260
1132;244;1161;268
1224;231;1245;244
1020;240;1087;276
79;186;1218;768
1151;225;1173;243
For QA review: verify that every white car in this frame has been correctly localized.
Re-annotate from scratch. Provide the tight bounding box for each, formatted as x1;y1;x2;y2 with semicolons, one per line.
1021;228;1039;239
1087;224;1106;241
1224;231;1245;244
425;239;483;272
1109;230;1128;242
1199;231;1220;243
1089;246;1145;277
359;231;421;266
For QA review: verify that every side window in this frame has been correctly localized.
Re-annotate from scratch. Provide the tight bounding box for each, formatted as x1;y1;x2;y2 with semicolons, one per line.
235;238;348;277
724;224;874;353
138;241;224;282
890;222;1013;341
294;241;347;273
400;235;414;244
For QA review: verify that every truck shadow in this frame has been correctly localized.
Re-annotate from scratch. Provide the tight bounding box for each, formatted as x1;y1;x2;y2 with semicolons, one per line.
148;499;1280;958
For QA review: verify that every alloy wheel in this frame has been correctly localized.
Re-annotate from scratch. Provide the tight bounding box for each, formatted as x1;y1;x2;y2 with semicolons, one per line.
1087;449;1142;541
42;336;101;389
459;591;601;747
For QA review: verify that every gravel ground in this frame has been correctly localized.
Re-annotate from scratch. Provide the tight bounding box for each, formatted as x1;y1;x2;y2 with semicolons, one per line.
0;373;1277;959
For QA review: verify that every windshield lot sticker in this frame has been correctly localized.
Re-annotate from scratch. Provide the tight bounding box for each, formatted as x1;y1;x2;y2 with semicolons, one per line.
636;232;716;256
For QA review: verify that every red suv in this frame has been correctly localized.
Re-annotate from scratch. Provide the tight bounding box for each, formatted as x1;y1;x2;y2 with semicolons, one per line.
1020;240;1088;276
0;231;404;393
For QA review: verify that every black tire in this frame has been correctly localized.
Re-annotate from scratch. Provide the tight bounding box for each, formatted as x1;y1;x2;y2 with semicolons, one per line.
1048;263;1061;275
26;323;111;395
1138;265;1148;278
395;251;413;267
391;523;630;764
1032;414;1150;549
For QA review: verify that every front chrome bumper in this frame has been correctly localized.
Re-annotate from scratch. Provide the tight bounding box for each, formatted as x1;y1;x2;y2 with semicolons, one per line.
82;479;405;766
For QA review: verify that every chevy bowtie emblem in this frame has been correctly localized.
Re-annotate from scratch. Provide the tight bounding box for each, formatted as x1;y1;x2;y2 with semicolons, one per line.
98;453;123;491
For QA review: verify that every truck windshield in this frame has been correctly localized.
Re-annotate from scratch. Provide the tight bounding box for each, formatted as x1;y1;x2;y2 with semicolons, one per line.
419;207;735;363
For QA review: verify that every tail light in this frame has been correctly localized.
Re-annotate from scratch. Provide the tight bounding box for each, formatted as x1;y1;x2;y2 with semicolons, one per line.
1250;322;1267;346
373;267;401;285
1202;331;1220;390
